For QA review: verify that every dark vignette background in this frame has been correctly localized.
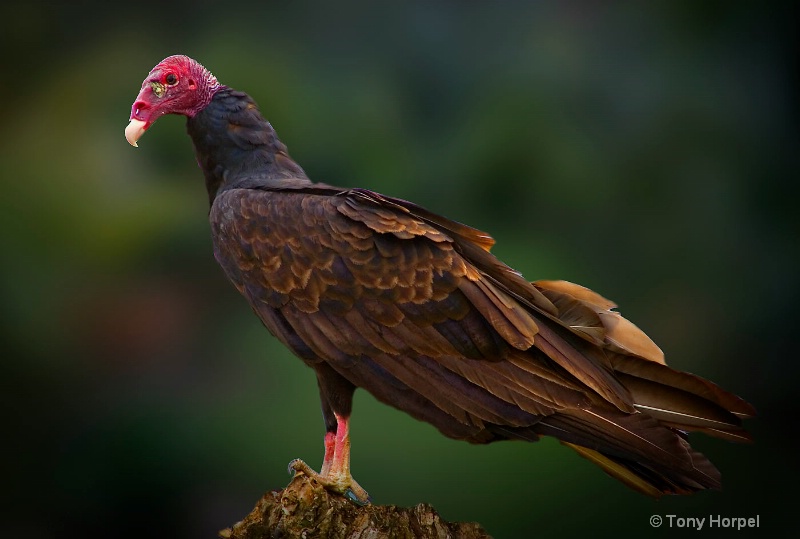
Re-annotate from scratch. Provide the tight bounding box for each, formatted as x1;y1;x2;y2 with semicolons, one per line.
1;2;796;537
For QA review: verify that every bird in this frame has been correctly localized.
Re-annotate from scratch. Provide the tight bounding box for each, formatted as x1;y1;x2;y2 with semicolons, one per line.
125;54;754;504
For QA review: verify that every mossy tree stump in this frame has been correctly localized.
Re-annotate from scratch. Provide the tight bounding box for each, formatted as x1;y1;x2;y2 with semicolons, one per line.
220;474;492;539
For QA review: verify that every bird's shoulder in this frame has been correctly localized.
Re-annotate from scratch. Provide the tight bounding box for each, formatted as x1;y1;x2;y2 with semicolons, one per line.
208;184;477;311
209;184;465;259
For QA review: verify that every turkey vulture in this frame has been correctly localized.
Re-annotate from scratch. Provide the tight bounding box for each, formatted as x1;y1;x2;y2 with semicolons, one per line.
126;55;754;504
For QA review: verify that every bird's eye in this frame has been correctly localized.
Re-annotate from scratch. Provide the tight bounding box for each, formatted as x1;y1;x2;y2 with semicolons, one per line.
165;73;178;86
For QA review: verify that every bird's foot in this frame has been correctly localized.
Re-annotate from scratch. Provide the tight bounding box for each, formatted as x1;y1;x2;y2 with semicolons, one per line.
288;458;371;506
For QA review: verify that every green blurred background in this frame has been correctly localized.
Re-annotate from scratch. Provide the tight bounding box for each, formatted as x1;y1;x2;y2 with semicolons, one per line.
1;2;796;537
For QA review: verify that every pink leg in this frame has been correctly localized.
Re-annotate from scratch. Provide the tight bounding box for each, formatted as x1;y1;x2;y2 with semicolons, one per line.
289;413;370;504
320;431;336;477
328;413;352;484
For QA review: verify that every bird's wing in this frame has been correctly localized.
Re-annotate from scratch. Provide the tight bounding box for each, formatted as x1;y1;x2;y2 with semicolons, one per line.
358;190;665;359
352;189;756;419
210;185;643;423
339;189;673;410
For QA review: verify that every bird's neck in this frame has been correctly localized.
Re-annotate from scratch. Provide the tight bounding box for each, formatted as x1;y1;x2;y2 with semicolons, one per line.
187;87;311;204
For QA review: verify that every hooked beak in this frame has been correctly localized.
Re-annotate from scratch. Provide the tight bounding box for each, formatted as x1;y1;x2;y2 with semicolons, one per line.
126;84;158;147
125;119;148;147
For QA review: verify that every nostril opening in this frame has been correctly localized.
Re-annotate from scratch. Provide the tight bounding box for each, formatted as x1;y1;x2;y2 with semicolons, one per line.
132;101;148;118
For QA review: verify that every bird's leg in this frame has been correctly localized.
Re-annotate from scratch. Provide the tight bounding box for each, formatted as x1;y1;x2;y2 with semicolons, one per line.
327;413;370;503
289;413;371;505
290;366;369;503
320;430;336;477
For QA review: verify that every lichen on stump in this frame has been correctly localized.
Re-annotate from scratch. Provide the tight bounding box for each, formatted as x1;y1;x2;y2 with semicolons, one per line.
220;474;492;539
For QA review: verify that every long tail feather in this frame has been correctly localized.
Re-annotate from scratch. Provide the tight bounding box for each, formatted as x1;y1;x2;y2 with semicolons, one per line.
561;442;672;497
532;410;723;495
561;441;719;497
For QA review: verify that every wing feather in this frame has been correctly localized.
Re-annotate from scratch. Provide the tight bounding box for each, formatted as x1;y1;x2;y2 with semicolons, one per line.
534;280;665;363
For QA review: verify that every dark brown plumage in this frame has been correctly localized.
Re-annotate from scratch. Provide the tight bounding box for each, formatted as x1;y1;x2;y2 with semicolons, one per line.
127;55;754;503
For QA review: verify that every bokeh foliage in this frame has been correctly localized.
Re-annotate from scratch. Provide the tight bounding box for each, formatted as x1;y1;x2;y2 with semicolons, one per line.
1;2;796;537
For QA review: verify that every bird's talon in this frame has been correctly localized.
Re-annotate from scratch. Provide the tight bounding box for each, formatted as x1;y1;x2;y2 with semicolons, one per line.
288;458;314;477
